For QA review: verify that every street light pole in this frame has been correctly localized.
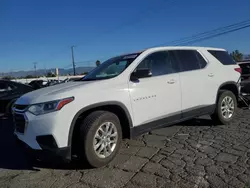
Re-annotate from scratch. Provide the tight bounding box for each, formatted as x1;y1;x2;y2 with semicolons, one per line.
71;46;76;75
33;62;37;77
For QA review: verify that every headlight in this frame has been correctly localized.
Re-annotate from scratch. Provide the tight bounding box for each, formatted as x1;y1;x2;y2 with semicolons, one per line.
28;97;74;115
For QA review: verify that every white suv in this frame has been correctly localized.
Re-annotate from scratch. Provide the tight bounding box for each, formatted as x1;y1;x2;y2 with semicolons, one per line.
13;46;241;167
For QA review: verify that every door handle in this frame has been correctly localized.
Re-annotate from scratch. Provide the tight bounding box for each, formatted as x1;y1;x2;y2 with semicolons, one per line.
208;73;214;77
167;79;176;84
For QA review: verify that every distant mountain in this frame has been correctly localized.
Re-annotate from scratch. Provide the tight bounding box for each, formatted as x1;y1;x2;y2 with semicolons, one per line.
1;66;95;78
243;54;250;60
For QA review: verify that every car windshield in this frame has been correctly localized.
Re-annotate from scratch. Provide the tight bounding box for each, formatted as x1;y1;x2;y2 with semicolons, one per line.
82;53;141;81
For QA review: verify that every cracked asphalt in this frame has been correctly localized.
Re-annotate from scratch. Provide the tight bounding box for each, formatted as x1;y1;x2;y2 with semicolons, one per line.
0;109;250;188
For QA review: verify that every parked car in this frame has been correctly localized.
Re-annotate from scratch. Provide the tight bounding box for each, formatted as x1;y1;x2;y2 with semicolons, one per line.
62;77;82;83
28;80;48;89
237;60;250;80
13;46;241;167
46;79;61;86
0;80;34;114
28;79;62;89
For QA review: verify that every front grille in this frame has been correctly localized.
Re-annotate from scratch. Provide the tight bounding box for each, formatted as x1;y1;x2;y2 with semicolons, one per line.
13;114;26;134
14;104;28;111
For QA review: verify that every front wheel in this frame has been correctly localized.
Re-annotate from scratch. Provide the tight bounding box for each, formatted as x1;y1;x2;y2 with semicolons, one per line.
5;99;16;115
79;111;122;168
211;90;237;125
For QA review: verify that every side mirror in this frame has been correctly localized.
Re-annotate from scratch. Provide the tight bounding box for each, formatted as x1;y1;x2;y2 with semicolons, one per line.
130;68;152;81
130;73;139;82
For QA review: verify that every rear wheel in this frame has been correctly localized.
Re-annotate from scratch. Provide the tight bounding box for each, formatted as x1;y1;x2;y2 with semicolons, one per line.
211;90;237;125
79;111;122;168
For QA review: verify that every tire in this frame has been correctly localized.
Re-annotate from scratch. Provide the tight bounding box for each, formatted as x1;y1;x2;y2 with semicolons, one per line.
5;99;16;115
0;100;6;113
211;90;237;125
79;111;122;168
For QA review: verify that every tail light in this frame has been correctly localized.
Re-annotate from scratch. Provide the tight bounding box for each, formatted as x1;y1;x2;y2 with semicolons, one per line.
234;67;242;74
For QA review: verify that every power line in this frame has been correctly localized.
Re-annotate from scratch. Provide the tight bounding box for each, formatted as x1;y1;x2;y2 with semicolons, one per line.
174;20;250;46
152;19;250;47
34;0;175;66
73;20;250;67
178;23;250;46
75;0;177;47
45;18;250;72
66;19;250;69
30;0;177;69
169;20;250;46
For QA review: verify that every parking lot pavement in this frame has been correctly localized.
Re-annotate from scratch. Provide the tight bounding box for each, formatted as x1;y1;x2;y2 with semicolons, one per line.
1;110;250;188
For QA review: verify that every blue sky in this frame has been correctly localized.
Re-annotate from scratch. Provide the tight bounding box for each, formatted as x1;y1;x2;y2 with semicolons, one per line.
0;0;250;72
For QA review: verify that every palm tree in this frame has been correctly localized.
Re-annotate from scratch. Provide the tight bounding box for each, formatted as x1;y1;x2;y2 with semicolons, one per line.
230;50;243;62
96;60;101;67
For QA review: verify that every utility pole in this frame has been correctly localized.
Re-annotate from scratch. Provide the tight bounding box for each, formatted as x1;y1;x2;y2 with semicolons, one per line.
44;63;47;77
33;62;37;77
71;46;76;75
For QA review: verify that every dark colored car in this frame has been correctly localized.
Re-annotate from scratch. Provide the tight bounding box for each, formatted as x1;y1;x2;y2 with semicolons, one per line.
238;61;250;80
62;77;82;83
28;80;48;89
28;79;61;89
0;80;34;114
47;79;61;86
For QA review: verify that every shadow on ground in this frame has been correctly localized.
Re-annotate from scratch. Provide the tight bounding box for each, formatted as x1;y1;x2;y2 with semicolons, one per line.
0;116;35;170
0;115;90;171
0;114;214;171
183;117;214;127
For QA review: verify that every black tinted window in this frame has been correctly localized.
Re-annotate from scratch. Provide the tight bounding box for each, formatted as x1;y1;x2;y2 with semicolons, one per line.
0;83;10;92
175;50;201;71
136;51;179;77
195;52;207;68
208;50;236;65
0;83;6;88
239;63;250;75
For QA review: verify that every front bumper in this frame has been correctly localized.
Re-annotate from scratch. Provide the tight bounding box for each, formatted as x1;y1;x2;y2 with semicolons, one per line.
15;135;71;161
12;106;76;161
13;107;74;147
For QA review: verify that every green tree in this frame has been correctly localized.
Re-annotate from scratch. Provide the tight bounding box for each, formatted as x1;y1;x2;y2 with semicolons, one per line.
25;75;35;79
230;50;243;62
46;72;56;77
96;60;101;67
2;76;15;80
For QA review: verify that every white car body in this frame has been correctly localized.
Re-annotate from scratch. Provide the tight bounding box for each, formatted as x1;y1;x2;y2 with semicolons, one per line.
13;46;241;161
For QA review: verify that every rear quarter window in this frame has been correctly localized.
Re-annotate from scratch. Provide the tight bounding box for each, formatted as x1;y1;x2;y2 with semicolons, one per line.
208;50;236;65
174;50;205;72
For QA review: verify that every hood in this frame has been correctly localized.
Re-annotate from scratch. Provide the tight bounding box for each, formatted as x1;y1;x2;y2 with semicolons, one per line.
15;81;94;105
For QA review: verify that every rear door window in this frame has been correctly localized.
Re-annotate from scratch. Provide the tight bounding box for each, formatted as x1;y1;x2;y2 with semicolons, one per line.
208;50;236;65
174;50;202;72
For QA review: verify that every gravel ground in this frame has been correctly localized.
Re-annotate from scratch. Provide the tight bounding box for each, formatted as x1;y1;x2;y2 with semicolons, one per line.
0;109;250;188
